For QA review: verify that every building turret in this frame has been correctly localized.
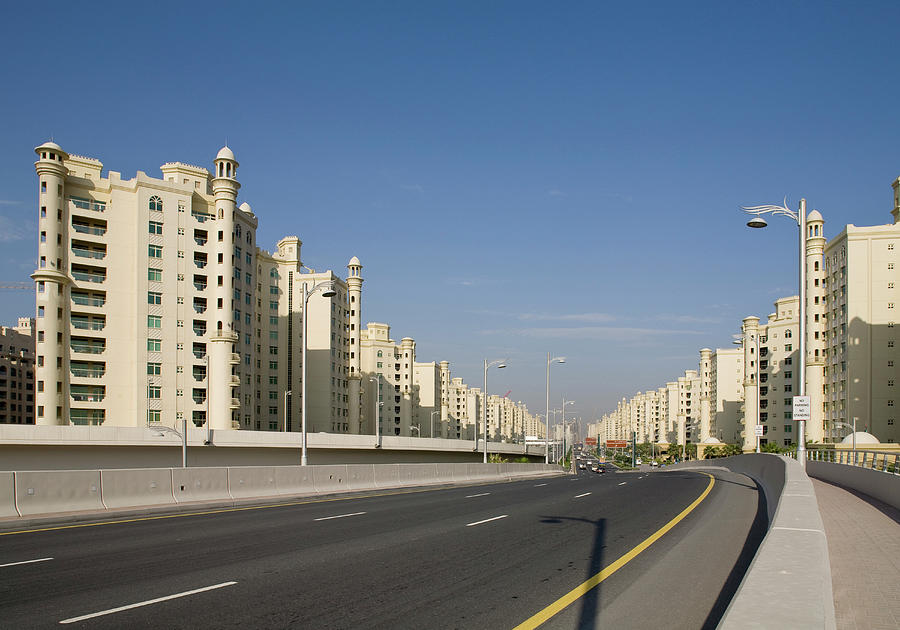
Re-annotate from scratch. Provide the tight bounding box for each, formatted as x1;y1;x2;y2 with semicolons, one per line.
209;146;241;431
439;360;450;439
346;256;363;433
33;142;71;425
806;209;826;443
699;348;712;442
741;316;760;452
400;337;415;435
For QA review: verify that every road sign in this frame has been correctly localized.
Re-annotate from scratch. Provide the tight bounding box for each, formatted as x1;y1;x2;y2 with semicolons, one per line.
754;425;764;437
606;440;628;448
585;437;597;446
792;395;811;421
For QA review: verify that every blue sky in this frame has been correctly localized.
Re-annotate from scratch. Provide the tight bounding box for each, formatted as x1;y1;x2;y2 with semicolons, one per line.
1;1;898;423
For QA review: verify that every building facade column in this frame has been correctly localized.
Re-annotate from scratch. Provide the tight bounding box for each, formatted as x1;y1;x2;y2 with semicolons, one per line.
741;316;760;452
806;210;827;443
346;257;363;433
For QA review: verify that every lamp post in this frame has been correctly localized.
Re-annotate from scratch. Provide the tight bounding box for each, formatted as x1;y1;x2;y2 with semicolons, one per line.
561;399;575;468
742;198;808;468
483;359;506;463
283;390;292;433
369;375;383;448
301;280;337;466
734;334;761;453
430;410;440;438
545;354;566;464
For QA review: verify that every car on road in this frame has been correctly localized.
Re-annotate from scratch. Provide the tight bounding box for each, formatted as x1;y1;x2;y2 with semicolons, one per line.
578;462;586;470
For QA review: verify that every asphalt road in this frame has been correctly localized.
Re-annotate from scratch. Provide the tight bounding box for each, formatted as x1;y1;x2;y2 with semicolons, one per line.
0;468;765;629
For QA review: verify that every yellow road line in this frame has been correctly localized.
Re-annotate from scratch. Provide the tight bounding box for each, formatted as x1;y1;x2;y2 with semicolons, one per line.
0;481;502;537
513;472;716;630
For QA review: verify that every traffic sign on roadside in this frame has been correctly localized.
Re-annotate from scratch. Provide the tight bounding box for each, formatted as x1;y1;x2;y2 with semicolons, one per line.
792;395;811;421
754;425;764;437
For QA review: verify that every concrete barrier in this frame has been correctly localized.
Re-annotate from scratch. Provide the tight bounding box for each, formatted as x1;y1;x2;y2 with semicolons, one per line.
312;465;350;494
0;472;18;518
669;455;835;630
466;463;501;481
273;466;316;496
15;470;105;516
373;464;401;488
172;467;230;504
347;465;376;492
808;460;900;510
101;468;176;510
228;466;279;500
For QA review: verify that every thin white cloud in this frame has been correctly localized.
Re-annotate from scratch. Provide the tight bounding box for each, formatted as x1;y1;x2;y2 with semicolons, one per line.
518;312;617;323
0;216;32;242
0;200;23;206
654;313;722;325
482;325;706;341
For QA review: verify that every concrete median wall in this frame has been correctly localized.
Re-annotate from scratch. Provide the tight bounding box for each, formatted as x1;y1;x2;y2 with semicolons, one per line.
15;470;105;517
670;454;835;630
0;463;563;521
807;460;900;510
101;468;176;510
0;472;17;518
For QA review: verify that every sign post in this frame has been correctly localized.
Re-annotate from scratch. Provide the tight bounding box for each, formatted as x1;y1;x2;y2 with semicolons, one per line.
792;396;810;456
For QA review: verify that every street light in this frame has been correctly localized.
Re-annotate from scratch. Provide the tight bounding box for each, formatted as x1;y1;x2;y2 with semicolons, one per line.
562;399;575;468
734;335;761;453
742;197;808;468
283;390;292;433
545;354;566;464
430;410;440;438
483;358;507;463
301;280;337;466
368;375;383;448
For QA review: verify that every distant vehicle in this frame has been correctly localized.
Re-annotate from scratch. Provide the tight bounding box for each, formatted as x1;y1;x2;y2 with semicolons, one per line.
595;465;605;474
636;458;642;465
650;460;659;467
578;462;586;470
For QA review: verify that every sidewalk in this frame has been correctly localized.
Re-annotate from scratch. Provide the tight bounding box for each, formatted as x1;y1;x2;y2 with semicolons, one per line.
811;478;900;629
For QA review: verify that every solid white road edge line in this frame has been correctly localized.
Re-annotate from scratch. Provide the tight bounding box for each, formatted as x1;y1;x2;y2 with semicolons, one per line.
618;482;627;486
0;557;53;568
534;483;548;487
574;492;591;498
465;492;491;498
314;511;366;521
466;515;508;527
59;581;237;624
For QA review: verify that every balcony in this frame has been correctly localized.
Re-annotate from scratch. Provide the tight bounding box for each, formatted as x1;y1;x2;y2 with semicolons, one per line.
71;246;106;260
192;368;207;382
71;292;105;308
229;398;241;409
71;316;105;331
71;361;105;379
69;197;106;213
193;259;207;269
229;375;240;386
71;338;105;354
71;267;106;284
192;350;207;360
71;222;106;237
191;211;213;223
71;385;105;403
229;353;241;364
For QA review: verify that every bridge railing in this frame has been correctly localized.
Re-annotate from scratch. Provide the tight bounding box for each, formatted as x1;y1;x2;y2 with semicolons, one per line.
806;448;900;474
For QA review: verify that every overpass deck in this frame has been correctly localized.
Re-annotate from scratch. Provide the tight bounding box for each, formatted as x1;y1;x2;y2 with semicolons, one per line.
813;478;900;629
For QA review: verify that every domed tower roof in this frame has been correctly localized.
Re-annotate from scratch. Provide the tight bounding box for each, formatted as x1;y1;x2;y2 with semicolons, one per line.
216;145;236;161
239;202;253;214
807;209;823;222
34;141;68;160
840;431;880;445
348;256;361;267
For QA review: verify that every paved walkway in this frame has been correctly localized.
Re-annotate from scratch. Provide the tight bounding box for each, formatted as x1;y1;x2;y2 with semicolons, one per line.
812;478;900;629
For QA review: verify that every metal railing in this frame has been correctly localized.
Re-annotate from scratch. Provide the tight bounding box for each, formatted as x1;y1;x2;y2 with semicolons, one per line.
71;224;106;236
808;448;900;475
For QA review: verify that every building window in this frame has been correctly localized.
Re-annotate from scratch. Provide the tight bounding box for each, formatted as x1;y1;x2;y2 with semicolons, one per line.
148;291;162;305
148;221;163;235
148;315;161;328
148;268;162;282
148;409;161;423
147;339;161;352
148;385;161;399
148;244;163;258
147;362;161;375
149;196;163;211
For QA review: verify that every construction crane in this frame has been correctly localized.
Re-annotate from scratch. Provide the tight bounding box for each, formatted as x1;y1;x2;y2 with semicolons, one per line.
503;390;511;399
0;282;31;291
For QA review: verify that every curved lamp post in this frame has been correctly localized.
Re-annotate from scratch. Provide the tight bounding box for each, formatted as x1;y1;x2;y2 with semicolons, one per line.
561;399;575;466
742;198;808;468
483;359;506;463
301;280;336;466
545;354;566;464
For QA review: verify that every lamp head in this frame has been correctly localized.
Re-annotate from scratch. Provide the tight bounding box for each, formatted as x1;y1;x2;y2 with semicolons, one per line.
747;216;768;229
320;281;337;298
497;363;506;369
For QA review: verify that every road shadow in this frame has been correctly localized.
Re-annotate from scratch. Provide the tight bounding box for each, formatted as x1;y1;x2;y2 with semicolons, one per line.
538;514;606;629
699;476;769;629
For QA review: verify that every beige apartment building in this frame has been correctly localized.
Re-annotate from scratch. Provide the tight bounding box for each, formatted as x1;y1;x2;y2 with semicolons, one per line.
0;318;36;424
